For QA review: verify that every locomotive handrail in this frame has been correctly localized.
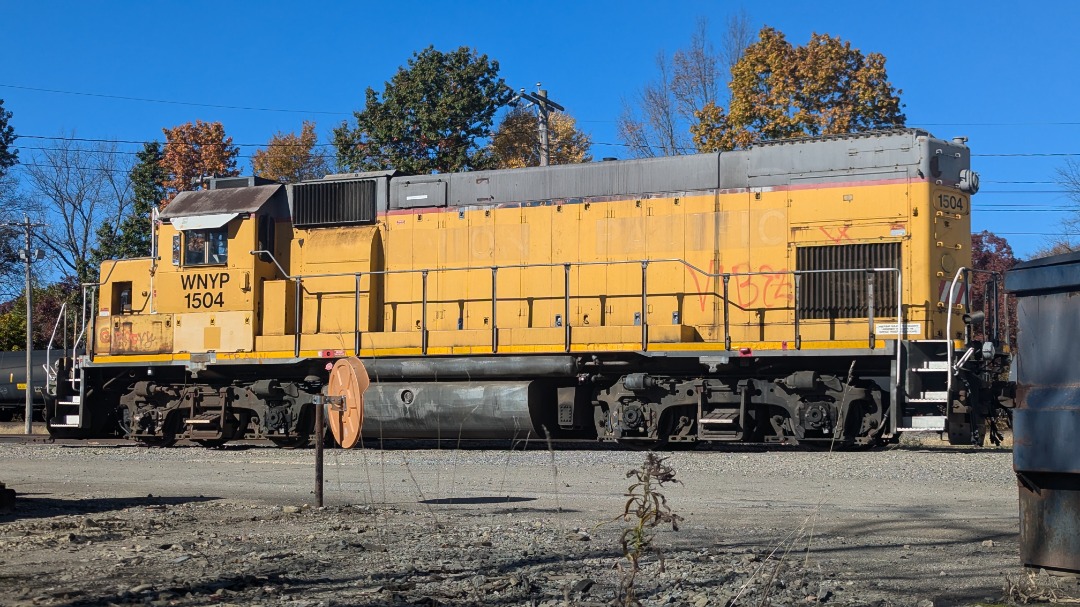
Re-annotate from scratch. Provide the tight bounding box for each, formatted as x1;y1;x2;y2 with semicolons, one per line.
250;249;903;360
45;302;67;385
74;258;127;364
944;266;1005;396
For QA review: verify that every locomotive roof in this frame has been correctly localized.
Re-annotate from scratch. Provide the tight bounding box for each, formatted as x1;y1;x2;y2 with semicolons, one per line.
383;128;970;211
161;184;289;219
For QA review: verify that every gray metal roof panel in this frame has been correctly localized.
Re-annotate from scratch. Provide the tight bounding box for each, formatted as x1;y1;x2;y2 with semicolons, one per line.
320;170;398;181
435;153;722;208
381;130;968;210
161;184;286;218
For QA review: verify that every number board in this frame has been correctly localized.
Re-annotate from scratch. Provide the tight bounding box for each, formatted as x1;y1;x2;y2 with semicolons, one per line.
934;190;969;215
179;271;231;310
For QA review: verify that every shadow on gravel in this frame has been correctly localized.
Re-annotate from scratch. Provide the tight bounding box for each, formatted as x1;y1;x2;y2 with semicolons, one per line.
420;496;536;505
885;444;1014;454
711;510;1020;606
0;494;219;522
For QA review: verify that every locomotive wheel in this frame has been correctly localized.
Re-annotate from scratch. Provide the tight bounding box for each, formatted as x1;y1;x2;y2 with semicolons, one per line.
138;435;177;448
326;357;368;449
194;439;230;448
269;434;311;449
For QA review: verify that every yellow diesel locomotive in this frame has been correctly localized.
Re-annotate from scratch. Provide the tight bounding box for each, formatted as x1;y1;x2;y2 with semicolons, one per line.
45;128;1008;448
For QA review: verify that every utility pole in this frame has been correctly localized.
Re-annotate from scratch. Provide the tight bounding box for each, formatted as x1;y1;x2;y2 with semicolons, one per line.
3;216;44;435
516;84;565;167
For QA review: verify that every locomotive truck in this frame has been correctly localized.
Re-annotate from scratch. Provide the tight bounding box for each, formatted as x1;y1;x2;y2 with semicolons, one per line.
44;128;1012;448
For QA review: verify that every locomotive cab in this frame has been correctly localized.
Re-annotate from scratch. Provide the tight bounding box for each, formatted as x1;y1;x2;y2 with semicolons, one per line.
71;178;308;446
153;179;290;358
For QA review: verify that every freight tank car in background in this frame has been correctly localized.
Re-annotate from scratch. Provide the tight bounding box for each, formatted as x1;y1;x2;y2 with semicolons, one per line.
44;129;1013;448
0;350;47;422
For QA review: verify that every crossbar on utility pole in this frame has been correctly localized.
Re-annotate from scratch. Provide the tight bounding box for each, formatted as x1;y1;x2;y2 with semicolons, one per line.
517;84;565;167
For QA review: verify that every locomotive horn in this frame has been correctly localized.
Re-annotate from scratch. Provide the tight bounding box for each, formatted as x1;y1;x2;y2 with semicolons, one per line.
962;311;985;325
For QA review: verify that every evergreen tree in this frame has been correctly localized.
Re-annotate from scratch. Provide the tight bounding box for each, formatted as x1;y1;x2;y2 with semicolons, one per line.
333;46;512;174
0;99;17;177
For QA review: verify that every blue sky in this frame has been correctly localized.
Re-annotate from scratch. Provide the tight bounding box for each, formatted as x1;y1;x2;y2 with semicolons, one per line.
4;0;1078;259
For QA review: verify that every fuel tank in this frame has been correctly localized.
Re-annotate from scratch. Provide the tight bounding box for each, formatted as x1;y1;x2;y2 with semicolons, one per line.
360;380;554;440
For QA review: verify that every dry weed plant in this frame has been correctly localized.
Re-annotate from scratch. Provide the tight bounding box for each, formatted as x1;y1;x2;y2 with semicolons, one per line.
611;453;683;606
1004;570;1080;604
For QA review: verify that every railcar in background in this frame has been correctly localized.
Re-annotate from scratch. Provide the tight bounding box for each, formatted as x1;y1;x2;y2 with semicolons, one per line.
44;129;1012;448
0;350;47;422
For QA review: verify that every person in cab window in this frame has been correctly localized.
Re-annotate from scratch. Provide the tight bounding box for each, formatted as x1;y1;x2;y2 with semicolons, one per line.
185;232;206;265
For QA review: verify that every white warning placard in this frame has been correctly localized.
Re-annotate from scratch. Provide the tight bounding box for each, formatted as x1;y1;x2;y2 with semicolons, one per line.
874;322;922;335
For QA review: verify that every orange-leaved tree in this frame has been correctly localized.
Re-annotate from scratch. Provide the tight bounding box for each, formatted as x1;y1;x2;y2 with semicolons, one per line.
160;120;239;207
692;27;905;152
251;121;333;183
971;230;1019;345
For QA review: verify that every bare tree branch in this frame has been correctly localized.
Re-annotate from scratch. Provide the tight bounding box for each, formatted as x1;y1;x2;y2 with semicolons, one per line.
672;18;719;120
1041;159;1080;256
719;9;755;80
618;14;755;158
22;133;133;283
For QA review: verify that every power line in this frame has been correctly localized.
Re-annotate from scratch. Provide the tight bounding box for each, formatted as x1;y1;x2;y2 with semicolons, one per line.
19;132;1080;159
14;145;265;162
14;141;1080;180
915;121;1080;127
0;83;349;116
13;162;131;175
979;190;1069;194
12;81;1080;131
18;134;273;149
984;180;1057;184
975;153;1080;157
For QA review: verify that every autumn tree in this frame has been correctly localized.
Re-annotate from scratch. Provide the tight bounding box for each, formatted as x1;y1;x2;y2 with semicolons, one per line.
971;230;1019;345
89;142;165;272
692;27;905;152
22;134;133;284
491;107;592;169
0;278;79;350
618;14;754;158
252;121;333;183
333;46;513;174
160;120;239;207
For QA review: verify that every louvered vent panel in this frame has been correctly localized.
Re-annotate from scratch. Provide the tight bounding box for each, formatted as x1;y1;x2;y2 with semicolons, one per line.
293;180;377;228
796;243;900;319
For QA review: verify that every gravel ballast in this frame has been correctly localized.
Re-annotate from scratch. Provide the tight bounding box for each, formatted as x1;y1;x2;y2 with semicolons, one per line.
0;442;1074;606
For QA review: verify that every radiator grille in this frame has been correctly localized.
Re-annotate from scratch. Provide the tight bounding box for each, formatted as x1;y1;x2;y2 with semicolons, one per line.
796;243;900;319
293;180;377;228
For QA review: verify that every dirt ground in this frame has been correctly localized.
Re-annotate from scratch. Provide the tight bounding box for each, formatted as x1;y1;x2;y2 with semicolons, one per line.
0;436;1076;607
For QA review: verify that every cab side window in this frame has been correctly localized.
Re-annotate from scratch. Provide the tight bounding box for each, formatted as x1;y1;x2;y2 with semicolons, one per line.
257;215;275;261
112;281;132;314
184;228;228;266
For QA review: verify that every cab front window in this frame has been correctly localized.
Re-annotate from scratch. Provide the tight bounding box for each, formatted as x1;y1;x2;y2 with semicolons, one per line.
184;228;228;266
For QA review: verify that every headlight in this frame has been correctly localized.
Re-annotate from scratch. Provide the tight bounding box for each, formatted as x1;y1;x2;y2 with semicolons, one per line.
959;169;980;194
